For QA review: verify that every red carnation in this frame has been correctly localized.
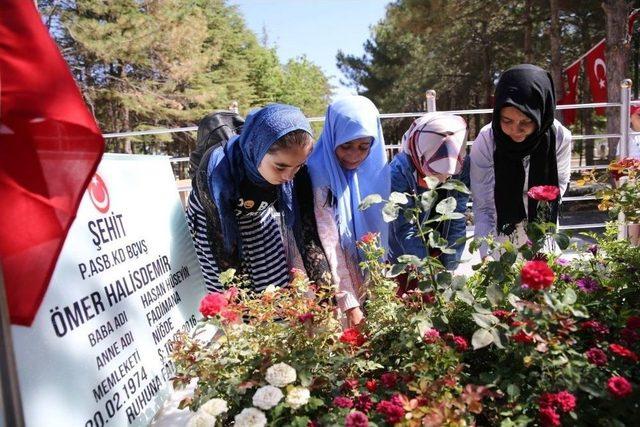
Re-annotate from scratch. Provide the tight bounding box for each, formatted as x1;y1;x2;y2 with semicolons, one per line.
297;313;315;324
528;185;560;202
342;378;359;391
453;335;469;351
355;393;374;413
360;232;378;245
609;343;639;362
333;396;354;409
627;315;640;329
554;391;576;413
580;320;609;336
365;379;378;392
220;308;240;324
513;330;535;344
521;260;555;290
375;400;405;424
422;328;441;344
340;328;366;347
538;393;557;409
585;347;608;366
607;376;633;398
492;309;514;320
199;293;228;317
345;411;369;427
621;327;640;345
380;372;398;388
539;407;561;427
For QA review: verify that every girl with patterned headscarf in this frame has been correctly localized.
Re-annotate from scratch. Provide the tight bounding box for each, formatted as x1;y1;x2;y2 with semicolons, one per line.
389;112;470;271
307;96;390;327
186;104;332;293
470;64;572;259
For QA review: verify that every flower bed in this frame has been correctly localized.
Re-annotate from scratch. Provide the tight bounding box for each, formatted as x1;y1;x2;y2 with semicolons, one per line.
172;183;639;426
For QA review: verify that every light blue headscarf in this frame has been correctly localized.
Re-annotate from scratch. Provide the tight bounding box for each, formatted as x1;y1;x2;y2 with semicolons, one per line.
307;96;390;260
207;103;313;253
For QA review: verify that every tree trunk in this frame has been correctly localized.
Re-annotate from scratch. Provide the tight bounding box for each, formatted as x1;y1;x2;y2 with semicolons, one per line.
603;0;633;160
549;0;564;113
524;0;534;63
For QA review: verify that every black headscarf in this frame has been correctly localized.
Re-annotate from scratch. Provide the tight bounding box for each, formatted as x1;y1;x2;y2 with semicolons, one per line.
492;64;559;234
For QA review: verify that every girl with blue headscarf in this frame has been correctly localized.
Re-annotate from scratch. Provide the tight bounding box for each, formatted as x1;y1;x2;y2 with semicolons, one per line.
307;96;390;326
186;104;333;293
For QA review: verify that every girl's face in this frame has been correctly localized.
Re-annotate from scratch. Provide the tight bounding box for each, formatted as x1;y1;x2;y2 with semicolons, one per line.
258;143;312;185
335;137;372;170
499;106;537;143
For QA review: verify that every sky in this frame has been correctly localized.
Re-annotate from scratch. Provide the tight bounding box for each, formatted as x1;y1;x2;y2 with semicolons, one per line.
229;0;391;98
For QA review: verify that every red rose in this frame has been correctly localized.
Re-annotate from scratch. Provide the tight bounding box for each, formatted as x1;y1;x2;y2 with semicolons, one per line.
521;260;556;290
380;372;398;388
340;328;366;347
607;376;633;398
609;343;639;362
539;407;561;427
528;185;560;202
345;411;369;427
365;379;378;392
199;293;228;317
554;391;576;413
585;347;608;366
360;232;378;245
627;315;640;329
333;396;354;409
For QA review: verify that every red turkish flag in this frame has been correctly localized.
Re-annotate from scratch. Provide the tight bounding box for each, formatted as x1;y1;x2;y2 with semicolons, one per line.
559;61;581;125
585;40;607;115
0;0;104;325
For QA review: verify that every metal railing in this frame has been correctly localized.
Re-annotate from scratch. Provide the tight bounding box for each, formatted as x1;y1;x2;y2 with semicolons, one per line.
103;80;639;232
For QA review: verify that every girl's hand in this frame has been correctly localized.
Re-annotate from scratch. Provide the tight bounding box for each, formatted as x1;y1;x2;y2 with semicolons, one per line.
346;307;364;327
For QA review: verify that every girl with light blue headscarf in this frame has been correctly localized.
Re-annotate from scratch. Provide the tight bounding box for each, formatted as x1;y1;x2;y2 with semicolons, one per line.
307;96;390;326
186;104;333;294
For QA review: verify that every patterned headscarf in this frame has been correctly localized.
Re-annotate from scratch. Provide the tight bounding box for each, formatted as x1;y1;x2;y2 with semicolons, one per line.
401;113;467;183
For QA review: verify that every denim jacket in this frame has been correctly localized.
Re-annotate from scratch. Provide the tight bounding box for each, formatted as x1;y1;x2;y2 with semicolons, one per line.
388;153;470;270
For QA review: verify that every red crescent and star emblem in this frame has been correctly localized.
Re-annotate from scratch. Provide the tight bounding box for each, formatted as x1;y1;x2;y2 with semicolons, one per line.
88;173;110;213
594;58;607;89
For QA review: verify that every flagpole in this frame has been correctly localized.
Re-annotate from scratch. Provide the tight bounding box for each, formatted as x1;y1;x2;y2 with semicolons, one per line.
0;266;25;427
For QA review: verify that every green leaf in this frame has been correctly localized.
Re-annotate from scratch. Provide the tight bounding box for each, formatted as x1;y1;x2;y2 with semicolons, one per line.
439;179;470;194
417;319;433;337
486;284;504;306
507;293;521;308
435;196;457;214
387;263;407;277
219;268;236;285
472;328;494;349
389;191;409;204
359;194;383;210
424;176;440;189
456;289;475;305
435;271;452;286
554;233;571;250
472;313;499;328
397;254;422;266
490;328;506;348
439;212;465;221
382;201;400;222
563;288;577;305
420;190;438;212
500;251;517;266
506;384;520;399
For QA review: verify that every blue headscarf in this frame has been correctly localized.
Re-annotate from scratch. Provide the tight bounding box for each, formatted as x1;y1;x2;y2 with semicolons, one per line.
207;103;313;253
307;96;390;260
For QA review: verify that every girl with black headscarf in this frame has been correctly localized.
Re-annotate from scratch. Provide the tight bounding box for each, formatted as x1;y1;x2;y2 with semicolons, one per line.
470;64;572;259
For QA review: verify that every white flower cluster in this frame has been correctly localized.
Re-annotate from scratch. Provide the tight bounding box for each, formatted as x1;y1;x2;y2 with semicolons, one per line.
265;362;297;387
252;385;284;410
286;387;310;409
234;407;267;427
187;398;228;427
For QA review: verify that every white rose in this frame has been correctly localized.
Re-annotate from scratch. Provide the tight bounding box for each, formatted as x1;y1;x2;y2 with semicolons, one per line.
285;387;310;409
234;407;267;427
187;411;217;427
200;398;228;417
252;385;284;410
265;362;297;387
